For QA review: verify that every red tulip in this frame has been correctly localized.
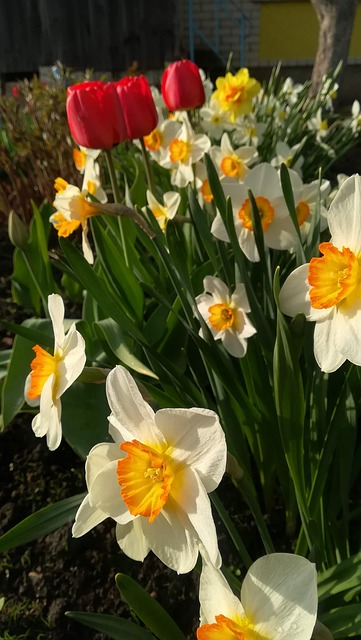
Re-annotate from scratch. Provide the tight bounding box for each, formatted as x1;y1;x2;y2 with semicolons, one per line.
115;75;158;139
161;60;205;111
66;81;126;149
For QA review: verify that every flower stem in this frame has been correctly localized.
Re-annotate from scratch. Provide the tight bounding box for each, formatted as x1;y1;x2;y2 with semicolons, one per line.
139;137;155;193
104;148;129;267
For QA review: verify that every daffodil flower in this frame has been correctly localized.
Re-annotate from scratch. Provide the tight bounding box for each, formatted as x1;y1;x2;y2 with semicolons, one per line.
160;113;211;188
212;68;261;122
210;133;258;183
196;276;256;357
280;174;361;373
143;189;180;231
197;553;317;640
72;365;227;574
24;294;86;451
211;163;297;262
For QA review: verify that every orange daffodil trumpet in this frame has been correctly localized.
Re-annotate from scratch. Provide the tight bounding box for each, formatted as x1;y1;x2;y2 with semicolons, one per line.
24;294;86;451
197;553;317;640
210;132;258;183
280;175;361;373
196;276;256;358
72;365;227;573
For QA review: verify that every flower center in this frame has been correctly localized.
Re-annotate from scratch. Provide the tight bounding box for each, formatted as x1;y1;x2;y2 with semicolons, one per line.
117;440;175;523
197;614;265;640
201;179;213;202
208;303;235;331
295;199;310;226
169;139;191;163
308;242;361;309
224;84;244;105
220;155;246;179
238;196;275;231
73;148;86;171
27;345;59;401
51;212;82;237
54;177;69;194
320;119;328;131
144;129;163;152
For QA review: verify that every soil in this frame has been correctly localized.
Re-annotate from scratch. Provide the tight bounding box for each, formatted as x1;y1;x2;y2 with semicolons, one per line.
1;140;361;640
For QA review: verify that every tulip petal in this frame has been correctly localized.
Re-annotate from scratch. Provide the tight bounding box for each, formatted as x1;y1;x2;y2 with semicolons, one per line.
154;407;226;491
241;553;317;640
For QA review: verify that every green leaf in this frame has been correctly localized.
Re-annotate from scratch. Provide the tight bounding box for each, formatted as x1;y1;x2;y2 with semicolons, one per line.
61;381;111;458
318;550;361;601
1;334;33;427
279;163;306;266
0;350;11;380
0;318;53;349
66;612;156;640
115;573;186;640
320;604;361;638
91;217;144;322
0;493;85;553
59;238;145;344
94;318;158;379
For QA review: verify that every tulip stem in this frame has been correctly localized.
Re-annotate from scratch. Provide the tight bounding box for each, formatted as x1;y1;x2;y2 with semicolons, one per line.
104;148;129;267
139;138;155;194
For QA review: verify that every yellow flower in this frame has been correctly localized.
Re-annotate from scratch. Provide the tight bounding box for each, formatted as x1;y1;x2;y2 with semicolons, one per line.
212;69;260;122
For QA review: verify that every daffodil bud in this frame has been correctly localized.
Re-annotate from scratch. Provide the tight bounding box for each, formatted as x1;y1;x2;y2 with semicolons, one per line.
8;210;28;248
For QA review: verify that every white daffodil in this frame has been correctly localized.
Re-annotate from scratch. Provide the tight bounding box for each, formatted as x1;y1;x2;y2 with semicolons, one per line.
196;553;317;640
210;133;258;183
50;178;103;264
143;189;180;231
24;294;86;451
211;163;297;262
73;146;107;203
350;99;361;134
232;115;266;148
308;108;329;142
200;97;233;140
194;161;214;206
160;113;211;188
280;174;361;373
280;77;304;106
271;141;304;178
142;109;181;163
196;276;256;357
200;69;214;102
72;365;227;574
287;170;330;240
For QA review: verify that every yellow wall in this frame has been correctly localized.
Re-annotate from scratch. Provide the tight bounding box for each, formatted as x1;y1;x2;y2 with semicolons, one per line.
259;1;361;62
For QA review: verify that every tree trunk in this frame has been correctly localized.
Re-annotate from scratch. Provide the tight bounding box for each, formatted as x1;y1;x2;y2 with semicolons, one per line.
310;0;358;95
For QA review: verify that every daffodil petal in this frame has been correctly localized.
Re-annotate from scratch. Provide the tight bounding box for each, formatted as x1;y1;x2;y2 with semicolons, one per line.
115;519;149;562
241;553;317;640
141;506;198;574
314;314;347;373
89;458;134;525
72;495;107;537
48;293;65;348
154;407;226;492
335;301;361;365
174;466;221;567
106;366;161;443
328;174;361;252
198;558;244;625
85;442;121;487
56;324;86;397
